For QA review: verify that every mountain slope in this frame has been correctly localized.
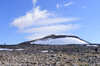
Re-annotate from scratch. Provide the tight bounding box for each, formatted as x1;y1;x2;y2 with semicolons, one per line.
30;34;90;45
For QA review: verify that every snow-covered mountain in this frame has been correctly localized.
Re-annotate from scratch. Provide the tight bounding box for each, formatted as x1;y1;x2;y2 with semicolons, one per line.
0;34;98;52
30;34;90;45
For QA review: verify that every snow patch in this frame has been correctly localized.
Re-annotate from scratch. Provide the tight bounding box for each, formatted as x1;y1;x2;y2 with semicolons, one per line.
0;48;13;51
86;45;98;47
14;49;24;51
31;37;88;45
41;50;49;53
0;48;24;51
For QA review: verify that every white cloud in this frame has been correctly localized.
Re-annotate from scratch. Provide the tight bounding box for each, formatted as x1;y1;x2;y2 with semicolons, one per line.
11;0;79;40
64;2;73;7
31;17;79;26
24;24;78;33
12;5;78;29
12;6;51;29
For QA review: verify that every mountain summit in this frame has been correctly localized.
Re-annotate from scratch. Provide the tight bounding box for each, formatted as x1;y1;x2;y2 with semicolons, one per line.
30;34;90;45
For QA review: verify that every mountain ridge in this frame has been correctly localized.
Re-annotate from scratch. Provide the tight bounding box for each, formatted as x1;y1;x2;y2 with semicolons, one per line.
28;34;90;45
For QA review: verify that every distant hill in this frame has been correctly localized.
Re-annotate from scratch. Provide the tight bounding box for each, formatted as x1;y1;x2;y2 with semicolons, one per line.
20;34;90;45
0;34;99;53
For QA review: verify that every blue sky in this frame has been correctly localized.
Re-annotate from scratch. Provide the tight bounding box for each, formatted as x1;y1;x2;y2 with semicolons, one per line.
0;0;100;44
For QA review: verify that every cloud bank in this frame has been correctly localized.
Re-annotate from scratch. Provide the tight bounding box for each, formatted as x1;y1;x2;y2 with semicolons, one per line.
11;0;79;40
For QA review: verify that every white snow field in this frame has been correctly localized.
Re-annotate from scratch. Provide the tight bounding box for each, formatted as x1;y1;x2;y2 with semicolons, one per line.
31;36;89;45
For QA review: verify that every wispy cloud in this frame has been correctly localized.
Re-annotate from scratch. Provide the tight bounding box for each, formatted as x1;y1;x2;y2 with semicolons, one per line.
64;2;73;7
32;0;37;7
56;1;74;8
11;0;79;40
24;24;79;33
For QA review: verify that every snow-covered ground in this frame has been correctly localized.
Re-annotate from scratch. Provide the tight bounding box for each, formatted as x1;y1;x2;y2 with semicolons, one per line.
31;37;88;45
41;50;49;53
0;48;13;51
86;45;98;47
0;48;24;51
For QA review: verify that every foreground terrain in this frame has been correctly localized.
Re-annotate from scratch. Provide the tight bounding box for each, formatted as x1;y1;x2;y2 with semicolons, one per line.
0;44;100;66
0;51;100;66
0;35;100;66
